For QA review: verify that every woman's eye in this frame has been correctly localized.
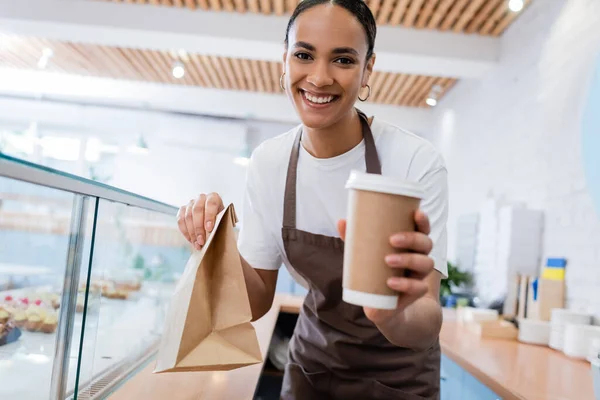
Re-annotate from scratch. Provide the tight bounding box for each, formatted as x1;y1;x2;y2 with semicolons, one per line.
335;57;354;65
295;52;312;60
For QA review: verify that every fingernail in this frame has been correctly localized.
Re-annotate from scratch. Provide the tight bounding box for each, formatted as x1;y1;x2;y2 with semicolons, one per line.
194;243;201;250
197;235;204;246
385;255;402;265
392;234;406;245
206;221;213;232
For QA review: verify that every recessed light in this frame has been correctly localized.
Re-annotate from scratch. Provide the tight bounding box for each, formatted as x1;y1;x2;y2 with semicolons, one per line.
508;0;524;13
172;61;185;79
426;98;437;107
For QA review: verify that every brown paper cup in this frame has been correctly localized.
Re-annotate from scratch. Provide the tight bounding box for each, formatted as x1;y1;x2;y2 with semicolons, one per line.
342;170;424;310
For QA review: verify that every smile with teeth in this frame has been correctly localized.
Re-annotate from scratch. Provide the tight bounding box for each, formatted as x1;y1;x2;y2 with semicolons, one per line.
301;90;338;105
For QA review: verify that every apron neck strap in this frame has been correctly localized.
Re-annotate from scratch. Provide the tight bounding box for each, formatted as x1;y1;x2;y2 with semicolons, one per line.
283;109;382;229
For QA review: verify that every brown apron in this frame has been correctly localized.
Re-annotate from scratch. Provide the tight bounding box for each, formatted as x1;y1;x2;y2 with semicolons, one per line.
280;109;440;400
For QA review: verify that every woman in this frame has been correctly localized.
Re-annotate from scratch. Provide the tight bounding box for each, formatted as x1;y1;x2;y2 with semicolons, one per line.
177;0;448;398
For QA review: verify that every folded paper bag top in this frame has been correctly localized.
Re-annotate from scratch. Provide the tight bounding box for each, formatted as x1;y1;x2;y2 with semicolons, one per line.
154;204;262;373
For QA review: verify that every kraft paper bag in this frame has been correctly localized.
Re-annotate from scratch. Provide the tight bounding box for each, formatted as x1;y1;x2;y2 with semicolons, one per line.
154;204;262;373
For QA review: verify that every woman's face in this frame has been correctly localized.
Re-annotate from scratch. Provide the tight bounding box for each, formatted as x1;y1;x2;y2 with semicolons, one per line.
283;4;375;130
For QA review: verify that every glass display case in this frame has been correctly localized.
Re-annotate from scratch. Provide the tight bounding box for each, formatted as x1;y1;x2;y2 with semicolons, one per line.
0;153;190;400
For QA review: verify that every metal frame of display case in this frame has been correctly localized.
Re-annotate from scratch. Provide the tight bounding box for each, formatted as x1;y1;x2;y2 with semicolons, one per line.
0;153;179;400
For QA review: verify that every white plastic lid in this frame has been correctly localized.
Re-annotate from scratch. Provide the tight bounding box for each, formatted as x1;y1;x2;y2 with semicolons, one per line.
345;170;425;199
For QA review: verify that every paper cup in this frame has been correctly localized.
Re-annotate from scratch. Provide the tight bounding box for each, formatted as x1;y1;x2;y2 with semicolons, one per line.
342;170;425;310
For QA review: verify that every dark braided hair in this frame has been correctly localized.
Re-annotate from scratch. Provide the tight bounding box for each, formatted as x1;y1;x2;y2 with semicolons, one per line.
284;0;377;60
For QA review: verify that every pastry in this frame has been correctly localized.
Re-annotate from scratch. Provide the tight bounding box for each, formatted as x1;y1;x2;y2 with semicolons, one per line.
0;307;9;325
40;313;58;334
12;310;27;328
25;314;43;332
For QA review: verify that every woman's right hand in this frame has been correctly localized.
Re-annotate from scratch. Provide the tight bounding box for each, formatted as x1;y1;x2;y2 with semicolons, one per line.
177;193;224;250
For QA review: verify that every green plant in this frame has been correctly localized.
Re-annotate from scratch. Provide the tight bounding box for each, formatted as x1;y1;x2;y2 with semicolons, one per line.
440;261;473;297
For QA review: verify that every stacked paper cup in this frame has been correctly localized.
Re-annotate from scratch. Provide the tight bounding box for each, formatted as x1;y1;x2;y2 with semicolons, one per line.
518;319;551;345
549;309;592;351
588;338;600;363
563;325;600;359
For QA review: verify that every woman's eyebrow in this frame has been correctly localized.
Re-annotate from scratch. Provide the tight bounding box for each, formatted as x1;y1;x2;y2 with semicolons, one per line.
293;41;359;56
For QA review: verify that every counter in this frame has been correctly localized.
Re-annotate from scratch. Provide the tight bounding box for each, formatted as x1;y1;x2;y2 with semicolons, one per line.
109;300;594;400
441;310;594;400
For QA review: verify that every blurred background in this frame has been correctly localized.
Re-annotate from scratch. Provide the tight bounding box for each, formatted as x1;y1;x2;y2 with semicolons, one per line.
1;0;600;399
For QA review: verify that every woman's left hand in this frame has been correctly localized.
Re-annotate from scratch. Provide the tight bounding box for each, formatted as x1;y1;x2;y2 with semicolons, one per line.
337;210;434;325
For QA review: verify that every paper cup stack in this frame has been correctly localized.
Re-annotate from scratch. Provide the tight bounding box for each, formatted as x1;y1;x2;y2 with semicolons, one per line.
563;325;600;360
549;309;592;351
588;338;600;363
518;319;551;345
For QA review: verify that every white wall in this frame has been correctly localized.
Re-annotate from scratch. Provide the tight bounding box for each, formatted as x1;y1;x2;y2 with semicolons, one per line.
430;0;600;315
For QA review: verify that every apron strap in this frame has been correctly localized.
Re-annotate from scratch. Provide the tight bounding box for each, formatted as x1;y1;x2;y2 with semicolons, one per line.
283;109;382;229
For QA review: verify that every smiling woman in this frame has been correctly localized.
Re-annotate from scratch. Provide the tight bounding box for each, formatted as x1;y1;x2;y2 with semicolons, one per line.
177;1;449;399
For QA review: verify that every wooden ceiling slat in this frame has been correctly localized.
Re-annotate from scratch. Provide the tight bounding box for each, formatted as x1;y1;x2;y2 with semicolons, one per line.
492;0;531;36
32;39;73;74
136;0;147;5
211;56;233;89
376;0;396;25
229;57;247;90
403;0;426;27
369;0;382;21
161;0;172;5
270;61;281;92
259;0;271;14
379;74;403;104
240;59;257;91
208;0;221;11
189;53;211;86
389;0;411;26
391;74;418;105
173;0;184;6
148;0;160;5
398;75;428;106
427;0;455;29
259;60;273;92
183;0;196;9
250;59;265;92
221;0;234;12
143;50;171;83
479;0;508;35
67;42;114;77
464;0;502;34
439;0;469;31
285;0;297;14
202;55;226;88
409;76;436;107
368;71;385;103
376;72;398;103
233;0;245;12
220;56;238;89
195;0;210;10
452;0;485;33
116;48;149;80
273;0;285;15
415;0;439;29
248;0;260;13
96;45;136;79
130;48;164;82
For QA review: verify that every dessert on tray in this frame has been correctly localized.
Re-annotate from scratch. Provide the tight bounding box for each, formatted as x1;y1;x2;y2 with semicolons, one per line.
0;321;22;346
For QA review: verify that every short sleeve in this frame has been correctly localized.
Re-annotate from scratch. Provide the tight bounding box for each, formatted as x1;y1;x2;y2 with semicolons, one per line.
418;165;449;278
237;151;282;270
406;144;449;278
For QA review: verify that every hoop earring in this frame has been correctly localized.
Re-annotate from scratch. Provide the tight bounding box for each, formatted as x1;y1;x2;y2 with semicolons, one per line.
280;73;286;91
358;84;371;102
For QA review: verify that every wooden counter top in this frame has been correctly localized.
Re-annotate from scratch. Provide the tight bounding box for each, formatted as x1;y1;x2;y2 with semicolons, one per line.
108;294;303;400
440;311;595;400
109;299;594;400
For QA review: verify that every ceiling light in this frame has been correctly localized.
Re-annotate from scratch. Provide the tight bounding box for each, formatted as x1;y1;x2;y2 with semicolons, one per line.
425;84;443;108
37;47;54;70
508;0;524;12
172;61;185;79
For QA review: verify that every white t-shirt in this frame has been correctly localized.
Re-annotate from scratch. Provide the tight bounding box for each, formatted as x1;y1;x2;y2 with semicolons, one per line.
238;117;449;278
